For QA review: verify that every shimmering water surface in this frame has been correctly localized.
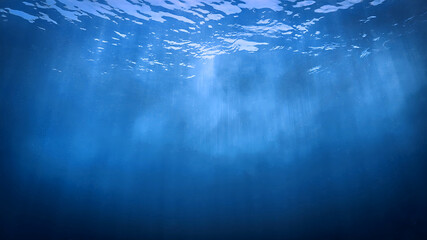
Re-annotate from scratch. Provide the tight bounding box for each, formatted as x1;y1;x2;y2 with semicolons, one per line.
1;0;427;239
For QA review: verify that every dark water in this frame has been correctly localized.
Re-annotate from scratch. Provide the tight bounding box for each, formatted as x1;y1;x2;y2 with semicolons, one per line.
1;0;427;239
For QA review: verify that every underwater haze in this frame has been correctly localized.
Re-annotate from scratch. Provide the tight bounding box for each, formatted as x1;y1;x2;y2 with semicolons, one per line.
1;0;427;239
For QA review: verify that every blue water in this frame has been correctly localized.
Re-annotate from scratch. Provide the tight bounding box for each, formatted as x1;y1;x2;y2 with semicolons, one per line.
1;0;427;239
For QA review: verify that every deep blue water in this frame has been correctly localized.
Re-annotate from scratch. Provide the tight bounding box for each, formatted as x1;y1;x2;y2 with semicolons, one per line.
1;0;427;239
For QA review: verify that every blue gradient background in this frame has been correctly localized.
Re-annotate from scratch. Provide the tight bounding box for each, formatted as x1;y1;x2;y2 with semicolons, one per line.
1;0;427;239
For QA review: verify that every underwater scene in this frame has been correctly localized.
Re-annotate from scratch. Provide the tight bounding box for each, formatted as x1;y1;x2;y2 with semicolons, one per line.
1;0;427;239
